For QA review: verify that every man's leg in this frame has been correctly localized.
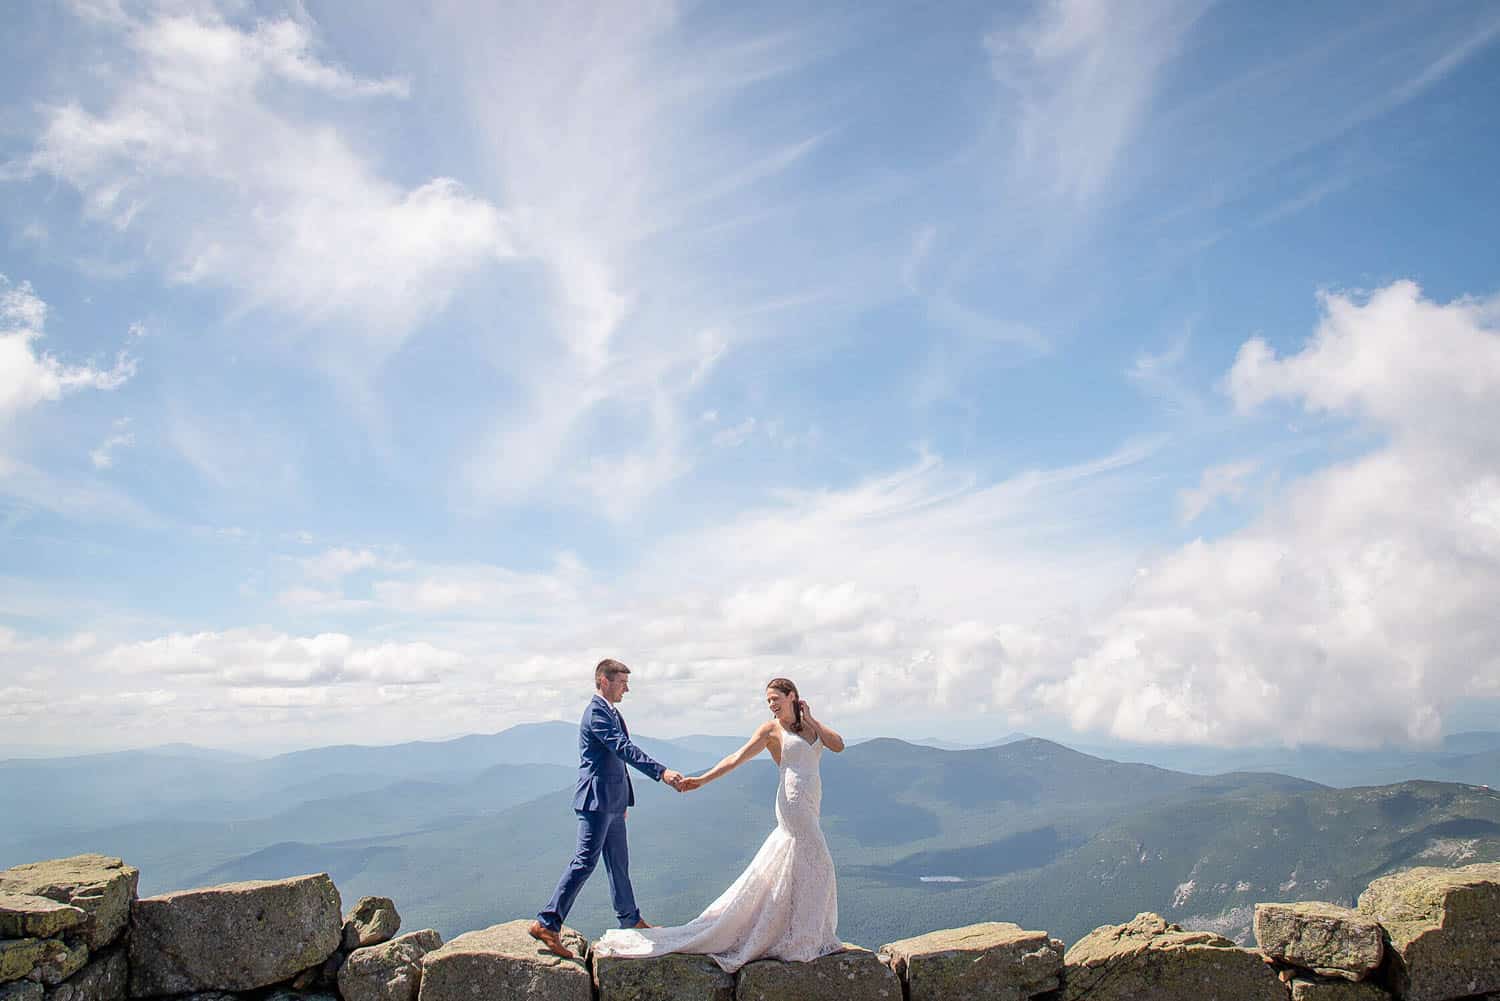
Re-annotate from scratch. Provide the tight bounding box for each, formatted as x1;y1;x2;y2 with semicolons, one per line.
537;811;606;932
599;809;642;928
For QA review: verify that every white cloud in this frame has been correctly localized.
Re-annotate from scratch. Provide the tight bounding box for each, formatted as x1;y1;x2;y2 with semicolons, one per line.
1046;281;1500;747
986;0;1208;203
19;7;512;370
102;629;455;687
1178;460;1258;523
713;417;758;448
450;3;834;513
89;417;135;469
1;276;136;434
301;547;381;582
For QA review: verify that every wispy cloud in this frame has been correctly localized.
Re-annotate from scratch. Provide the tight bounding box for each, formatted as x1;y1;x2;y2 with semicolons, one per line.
16;7;512;375
986;0;1209;204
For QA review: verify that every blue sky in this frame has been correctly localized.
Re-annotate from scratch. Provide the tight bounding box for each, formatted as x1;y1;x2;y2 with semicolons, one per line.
2;0;1499;754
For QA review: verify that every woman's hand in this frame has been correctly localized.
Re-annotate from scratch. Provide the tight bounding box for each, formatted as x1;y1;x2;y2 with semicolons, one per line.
679;775;705;791
797;699;816;723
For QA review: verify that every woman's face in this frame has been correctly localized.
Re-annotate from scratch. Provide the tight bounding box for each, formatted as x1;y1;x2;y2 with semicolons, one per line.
766;687;795;723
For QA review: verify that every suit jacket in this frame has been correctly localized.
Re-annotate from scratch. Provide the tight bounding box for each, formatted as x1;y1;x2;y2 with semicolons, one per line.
572;694;666;812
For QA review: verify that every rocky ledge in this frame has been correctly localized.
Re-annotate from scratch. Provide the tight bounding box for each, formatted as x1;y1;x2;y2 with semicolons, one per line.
2;856;1499;1001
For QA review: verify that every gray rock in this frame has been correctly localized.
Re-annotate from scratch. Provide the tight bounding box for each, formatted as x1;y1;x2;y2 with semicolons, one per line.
880;922;1064;1001
593;952;732;1001
417;921;589;1001
47;948;128;1001
0;857;138;950
1255;902;1383;980
26;941;87;986
1;942;50;985
342;898;401;950
0;981;42;1001
1357;862;1500;1001
0;896;88;940
737;946;901;1001
172;994;237;1001
128;873;342;997
338;929;443;1001
1063;912;1286;1001
1290;977;1391;1001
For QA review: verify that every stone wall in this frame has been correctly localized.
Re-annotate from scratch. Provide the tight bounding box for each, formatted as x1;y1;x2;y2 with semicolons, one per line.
3;855;1498;1001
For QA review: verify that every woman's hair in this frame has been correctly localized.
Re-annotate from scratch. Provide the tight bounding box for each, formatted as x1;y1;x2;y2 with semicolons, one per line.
766;678;803;732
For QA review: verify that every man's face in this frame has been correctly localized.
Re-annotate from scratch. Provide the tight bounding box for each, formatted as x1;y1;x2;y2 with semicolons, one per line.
599;671;630;703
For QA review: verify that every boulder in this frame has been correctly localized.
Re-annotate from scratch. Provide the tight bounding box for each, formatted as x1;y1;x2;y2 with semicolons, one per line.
1357;862;1500;1001
738;946;900;1001
0;982;41;1001
1;942;49;985
343;897;402;950
339;929;443;1001
1063;912;1286;1001
0;857;137;950
593;952;732;1001
128;873;342;996
417;921;589;1001
879;922;1063;1001
1255;902;1384;980
49;948;128;1001
26;940;88;986
1290;977;1391;1001
0;895;88;940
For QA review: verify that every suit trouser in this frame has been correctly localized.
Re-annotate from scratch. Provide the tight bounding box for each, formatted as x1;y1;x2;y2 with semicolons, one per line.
537;809;640;930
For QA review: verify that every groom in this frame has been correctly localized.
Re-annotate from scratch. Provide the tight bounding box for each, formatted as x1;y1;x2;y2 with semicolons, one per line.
529;659;687;958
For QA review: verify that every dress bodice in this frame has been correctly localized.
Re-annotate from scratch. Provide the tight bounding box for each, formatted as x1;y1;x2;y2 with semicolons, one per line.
775;729;822;837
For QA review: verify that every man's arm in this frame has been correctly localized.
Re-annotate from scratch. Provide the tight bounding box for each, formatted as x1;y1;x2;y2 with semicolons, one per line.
587;703;673;783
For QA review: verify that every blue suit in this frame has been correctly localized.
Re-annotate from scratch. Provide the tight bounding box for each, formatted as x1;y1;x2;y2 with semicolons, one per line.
537;694;667;930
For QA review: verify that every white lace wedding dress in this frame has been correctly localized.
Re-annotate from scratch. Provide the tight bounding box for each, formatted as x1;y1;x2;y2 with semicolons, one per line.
592;727;842;972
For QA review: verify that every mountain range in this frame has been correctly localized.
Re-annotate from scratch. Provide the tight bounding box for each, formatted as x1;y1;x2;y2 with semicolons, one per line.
4;725;1498;948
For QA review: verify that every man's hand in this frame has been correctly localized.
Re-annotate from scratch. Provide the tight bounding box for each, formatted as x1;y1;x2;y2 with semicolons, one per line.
662;769;685;790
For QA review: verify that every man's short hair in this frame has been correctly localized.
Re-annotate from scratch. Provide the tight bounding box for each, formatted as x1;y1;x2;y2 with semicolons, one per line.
595;659;631;686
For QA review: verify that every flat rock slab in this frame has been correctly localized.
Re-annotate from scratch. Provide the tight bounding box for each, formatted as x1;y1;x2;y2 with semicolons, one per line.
128;873;342;996
0;856;138;949
737;945;900;1001
0;894;89;939
418;921;589;1001
1256;902;1384;980
594;952;732;1001
1357;862;1500;1001
339;929;443;1001
880;922;1063;1001
50;948;128;1001
343;897;402;950
1063;912;1286;1001
1291;977;1392;1001
0;982;42;1001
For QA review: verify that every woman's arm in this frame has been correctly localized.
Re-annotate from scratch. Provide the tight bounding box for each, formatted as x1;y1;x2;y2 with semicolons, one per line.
801;701;845;752
684;723;774;788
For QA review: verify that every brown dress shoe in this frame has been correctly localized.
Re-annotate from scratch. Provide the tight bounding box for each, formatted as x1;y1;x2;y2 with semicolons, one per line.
528;920;574;959
633;919;653;928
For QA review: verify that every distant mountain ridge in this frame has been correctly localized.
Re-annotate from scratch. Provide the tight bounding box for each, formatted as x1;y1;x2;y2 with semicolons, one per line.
5;726;1499;949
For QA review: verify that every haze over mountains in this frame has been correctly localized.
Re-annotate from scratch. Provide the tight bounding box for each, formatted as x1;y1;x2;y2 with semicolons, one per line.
4;725;1498;948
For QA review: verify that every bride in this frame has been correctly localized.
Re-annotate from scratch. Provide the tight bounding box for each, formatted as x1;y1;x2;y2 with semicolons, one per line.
592;677;846;972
